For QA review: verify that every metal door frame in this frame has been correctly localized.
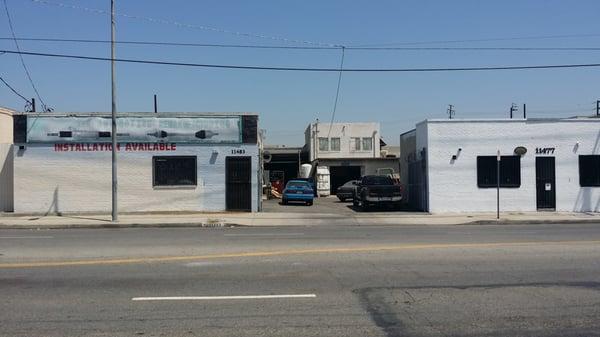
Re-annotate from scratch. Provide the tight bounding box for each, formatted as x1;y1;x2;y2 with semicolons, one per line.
225;156;252;212
535;156;556;210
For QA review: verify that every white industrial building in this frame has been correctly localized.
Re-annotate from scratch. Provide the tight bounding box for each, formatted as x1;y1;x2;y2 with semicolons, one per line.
0;110;261;214
401;117;600;213
304;121;399;194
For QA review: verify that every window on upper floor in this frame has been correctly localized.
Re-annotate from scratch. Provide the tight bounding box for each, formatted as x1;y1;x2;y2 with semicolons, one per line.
318;137;329;152
476;155;521;188
362;137;373;151
579;155;600;187
352;137;361;151
330;138;340;151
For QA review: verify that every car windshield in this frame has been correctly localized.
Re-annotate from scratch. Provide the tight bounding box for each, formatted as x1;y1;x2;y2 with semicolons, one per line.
343;181;357;186
287;181;310;189
362;176;393;185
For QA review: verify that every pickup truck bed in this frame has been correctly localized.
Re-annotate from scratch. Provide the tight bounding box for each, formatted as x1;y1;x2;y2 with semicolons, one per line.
353;175;402;211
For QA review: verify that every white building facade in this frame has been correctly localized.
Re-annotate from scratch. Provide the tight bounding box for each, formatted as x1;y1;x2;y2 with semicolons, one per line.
0;107;15;212
305;122;381;161
1;112;261;214
304;122;399;194
401;118;600;213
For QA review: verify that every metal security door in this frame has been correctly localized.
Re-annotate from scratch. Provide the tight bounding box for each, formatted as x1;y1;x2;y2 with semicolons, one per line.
226;156;252;211
536;157;556;210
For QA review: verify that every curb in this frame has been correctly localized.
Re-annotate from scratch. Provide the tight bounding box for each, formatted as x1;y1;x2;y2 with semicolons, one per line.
467;219;600;225
1;218;599;229
0;222;241;230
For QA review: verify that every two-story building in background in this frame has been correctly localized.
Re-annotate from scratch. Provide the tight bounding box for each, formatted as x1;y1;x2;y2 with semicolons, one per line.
304;121;399;194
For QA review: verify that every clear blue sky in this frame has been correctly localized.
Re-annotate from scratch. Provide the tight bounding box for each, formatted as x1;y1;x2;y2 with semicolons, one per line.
1;0;600;145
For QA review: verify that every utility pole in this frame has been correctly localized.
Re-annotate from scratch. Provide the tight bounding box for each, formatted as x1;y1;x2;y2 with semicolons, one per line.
153;94;158;113
596;100;599;117
510;103;518;119
31;98;36;112
110;0;118;222
523;103;527;119
447;104;455;119
314;118;319;161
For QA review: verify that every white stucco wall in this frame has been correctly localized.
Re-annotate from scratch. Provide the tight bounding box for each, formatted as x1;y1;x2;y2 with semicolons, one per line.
0;107;15;144
423;119;600;213
0;109;14;211
0;144;13;212
305;122;381;161
13;144;259;214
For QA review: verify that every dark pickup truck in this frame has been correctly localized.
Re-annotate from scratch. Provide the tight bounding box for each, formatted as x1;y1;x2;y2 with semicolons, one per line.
353;175;402;211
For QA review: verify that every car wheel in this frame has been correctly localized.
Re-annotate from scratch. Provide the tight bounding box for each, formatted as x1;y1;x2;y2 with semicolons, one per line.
361;201;370;212
282;199;287;205
353;198;359;207
340;197;346;202
306;201;313;206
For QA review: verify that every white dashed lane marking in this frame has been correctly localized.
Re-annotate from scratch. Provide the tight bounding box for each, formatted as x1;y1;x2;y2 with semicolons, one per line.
132;294;317;301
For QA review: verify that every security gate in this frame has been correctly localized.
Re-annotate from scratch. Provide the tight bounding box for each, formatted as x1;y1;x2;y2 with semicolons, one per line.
226;156;252;211
536;157;556;210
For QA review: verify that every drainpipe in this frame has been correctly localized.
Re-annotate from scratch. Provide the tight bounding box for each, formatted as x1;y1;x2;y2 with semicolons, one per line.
372;130;378;158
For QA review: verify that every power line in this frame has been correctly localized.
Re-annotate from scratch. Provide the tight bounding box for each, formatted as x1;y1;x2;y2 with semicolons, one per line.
3;37;600;52
347;46;600;51
0;75;32;103
351;33;600;47
3;49;600;72
0;37;338;50
3;0;49;111
29;0;342;48
327;47;345;138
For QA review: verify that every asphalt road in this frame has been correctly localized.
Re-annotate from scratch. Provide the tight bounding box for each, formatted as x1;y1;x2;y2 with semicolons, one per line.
2;223;600;336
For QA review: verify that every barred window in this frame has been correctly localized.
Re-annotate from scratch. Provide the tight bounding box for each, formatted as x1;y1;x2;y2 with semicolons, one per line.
153;156;197;187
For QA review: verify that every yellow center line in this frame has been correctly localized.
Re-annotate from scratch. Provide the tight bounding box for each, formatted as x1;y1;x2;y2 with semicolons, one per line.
1;240;599;269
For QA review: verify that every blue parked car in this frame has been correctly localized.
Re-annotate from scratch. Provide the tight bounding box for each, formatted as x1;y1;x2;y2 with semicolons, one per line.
282;180;314;206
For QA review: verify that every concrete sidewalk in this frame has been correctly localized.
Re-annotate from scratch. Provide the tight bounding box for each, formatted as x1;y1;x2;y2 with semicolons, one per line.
1;211;599;228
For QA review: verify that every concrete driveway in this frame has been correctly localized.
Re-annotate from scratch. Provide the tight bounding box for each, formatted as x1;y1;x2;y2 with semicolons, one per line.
263;195;413;215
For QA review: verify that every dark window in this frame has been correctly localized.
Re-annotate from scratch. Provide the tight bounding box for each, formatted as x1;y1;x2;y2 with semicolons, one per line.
477;156;521;188
579;155;600;187
153;156;197;187
362;176;393;185
286;181;311;189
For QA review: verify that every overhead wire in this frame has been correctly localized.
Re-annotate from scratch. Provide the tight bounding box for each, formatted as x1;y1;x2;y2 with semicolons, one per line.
2;37;600;52
2;49;600;72
350;33;600;47
3;0;50;111
0;75;32;104
327;47;345;138
0;37;338;49
23;1;600;50
28;0;342;48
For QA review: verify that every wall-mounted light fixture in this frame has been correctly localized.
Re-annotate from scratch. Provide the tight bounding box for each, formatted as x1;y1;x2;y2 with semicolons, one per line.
573;141;580;153
451;148;462;161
